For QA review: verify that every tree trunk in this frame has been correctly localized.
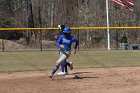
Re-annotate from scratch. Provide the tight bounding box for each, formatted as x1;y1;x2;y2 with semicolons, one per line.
25;0;34;45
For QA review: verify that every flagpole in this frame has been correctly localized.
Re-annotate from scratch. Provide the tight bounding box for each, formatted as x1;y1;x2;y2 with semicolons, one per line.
106;0;111;50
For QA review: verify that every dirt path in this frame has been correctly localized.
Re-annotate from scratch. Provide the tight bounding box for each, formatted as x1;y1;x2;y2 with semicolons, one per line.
0;67;140;93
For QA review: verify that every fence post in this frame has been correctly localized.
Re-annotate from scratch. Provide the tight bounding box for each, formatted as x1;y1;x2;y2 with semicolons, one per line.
78;30;80;50
40;31;42;51
2;39;4;52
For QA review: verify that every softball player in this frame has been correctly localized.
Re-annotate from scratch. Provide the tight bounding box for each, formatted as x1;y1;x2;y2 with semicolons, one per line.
49;27;79;78
56;25;72;75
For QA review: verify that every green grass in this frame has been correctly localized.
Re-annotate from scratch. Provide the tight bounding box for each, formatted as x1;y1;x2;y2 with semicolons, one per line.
0;50;140;72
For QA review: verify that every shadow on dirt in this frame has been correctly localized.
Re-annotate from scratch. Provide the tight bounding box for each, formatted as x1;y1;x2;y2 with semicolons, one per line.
71;72;92;74
68;72;99;79
51;71;99;80
79;76;99;79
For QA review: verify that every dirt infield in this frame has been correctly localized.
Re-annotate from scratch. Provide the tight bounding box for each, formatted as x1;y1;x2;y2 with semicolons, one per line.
0;67;140;93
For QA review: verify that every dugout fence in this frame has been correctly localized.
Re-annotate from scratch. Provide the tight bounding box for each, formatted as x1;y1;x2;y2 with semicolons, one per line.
0;27;140;52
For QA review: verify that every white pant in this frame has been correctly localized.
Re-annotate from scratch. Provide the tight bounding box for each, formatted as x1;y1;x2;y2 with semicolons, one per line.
56;49;71;66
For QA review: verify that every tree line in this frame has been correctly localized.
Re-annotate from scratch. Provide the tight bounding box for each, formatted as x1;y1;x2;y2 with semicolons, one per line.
0;0;140;49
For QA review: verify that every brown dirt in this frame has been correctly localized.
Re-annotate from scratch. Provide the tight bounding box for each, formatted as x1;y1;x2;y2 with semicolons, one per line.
0;67;140;93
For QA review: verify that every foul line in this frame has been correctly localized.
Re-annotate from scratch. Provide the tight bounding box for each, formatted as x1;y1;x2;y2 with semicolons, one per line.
0;26;140;31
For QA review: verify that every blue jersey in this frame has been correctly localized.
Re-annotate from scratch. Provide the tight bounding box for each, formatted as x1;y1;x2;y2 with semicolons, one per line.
56;34;78;51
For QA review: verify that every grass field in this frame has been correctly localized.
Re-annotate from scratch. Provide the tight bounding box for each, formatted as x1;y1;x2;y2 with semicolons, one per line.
0;50;140;72
0;50;140;93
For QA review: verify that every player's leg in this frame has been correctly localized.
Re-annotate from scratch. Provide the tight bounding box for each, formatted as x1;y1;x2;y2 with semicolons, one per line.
57;61;69;75
57;63;66;75
57;50;67;75
56;49;65;75
66;61;73;70
49;53;68;78
57;50;70;75
61;64;65;72
64;62;68;73
64;51;73;70
58;61;73;75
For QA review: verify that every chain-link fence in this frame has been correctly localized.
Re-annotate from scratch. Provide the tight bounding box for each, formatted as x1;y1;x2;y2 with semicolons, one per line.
0;28;140;52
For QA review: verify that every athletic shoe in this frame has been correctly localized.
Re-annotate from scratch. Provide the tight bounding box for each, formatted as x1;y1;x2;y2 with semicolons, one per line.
57;72;68;75
69;62;73;70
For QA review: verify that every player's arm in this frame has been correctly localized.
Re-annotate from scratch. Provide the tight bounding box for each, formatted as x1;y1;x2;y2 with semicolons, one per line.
73;37;79;54
74;41;79;54
56;35;64;48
